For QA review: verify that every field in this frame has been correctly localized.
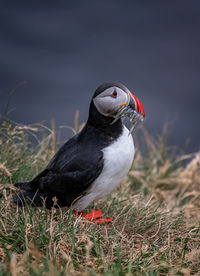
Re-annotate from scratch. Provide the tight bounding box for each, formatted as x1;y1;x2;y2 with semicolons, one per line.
0;116;199;275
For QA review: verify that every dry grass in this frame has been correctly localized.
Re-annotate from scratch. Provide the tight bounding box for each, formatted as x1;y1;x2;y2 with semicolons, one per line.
0;116;199;275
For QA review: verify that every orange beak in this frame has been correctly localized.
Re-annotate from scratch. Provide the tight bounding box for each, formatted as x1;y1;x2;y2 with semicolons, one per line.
128;91;145;118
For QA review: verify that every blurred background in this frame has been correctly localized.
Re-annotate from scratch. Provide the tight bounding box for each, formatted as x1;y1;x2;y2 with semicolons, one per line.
0;0;199;152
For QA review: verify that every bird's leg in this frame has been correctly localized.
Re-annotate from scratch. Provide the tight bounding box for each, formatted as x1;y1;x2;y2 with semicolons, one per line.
74;209;103;221
92;217;112;224
74;210;112;224
83;209;103;221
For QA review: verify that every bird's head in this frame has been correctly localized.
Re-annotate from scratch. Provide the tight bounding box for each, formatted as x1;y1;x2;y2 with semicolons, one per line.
89;83;145;132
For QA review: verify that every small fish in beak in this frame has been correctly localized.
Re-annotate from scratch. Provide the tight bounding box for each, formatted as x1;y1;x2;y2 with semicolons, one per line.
111;91;145;134
111;105;143;134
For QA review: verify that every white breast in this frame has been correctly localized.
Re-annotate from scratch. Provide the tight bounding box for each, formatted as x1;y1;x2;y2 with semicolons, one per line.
73;126;134;211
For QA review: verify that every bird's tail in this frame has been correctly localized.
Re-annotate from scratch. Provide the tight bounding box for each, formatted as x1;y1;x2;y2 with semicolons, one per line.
13;182;48;207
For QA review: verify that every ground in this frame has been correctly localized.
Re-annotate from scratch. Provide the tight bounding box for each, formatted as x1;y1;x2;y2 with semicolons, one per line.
0;117;199;275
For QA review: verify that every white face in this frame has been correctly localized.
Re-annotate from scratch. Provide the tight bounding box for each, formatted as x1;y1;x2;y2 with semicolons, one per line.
93;86;129;117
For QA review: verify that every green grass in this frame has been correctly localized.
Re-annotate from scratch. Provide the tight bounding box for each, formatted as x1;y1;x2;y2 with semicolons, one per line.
0;118;199;275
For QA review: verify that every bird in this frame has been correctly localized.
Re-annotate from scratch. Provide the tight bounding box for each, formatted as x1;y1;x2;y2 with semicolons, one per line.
13;83;145;223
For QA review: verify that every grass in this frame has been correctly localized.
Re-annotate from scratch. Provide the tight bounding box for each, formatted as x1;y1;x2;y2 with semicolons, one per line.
0;115;199;275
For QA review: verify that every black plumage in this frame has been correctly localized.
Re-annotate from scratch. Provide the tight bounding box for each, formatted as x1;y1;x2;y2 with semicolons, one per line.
13;83;124;209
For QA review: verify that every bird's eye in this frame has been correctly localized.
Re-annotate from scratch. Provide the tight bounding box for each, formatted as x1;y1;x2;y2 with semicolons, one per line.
111;90;117;98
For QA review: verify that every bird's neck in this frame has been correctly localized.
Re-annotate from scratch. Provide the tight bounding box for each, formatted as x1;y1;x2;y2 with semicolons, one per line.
85;102;123;141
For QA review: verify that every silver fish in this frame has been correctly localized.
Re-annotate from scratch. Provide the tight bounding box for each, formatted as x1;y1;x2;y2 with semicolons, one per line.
111;105;143;134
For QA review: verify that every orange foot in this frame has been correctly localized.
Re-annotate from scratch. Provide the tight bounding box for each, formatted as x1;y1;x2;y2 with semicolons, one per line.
74;209;112;224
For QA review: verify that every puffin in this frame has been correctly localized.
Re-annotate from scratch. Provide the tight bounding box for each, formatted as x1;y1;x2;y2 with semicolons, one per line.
13;83;145;223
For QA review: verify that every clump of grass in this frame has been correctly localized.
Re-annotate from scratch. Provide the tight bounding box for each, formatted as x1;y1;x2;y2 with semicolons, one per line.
0;117;199;275
129;125;200;223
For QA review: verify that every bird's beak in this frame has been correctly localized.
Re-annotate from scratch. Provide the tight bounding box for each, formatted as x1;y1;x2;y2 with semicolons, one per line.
128;91;145;119
111;89;145;128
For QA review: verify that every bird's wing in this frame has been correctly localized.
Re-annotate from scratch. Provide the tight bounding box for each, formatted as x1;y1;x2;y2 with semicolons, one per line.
30;150;104;201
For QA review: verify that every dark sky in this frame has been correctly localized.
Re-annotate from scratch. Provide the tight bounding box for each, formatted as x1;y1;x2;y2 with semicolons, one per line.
0;0;200;152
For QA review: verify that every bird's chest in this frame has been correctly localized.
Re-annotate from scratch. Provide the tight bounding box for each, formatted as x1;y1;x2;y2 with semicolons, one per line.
89;126;134;198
